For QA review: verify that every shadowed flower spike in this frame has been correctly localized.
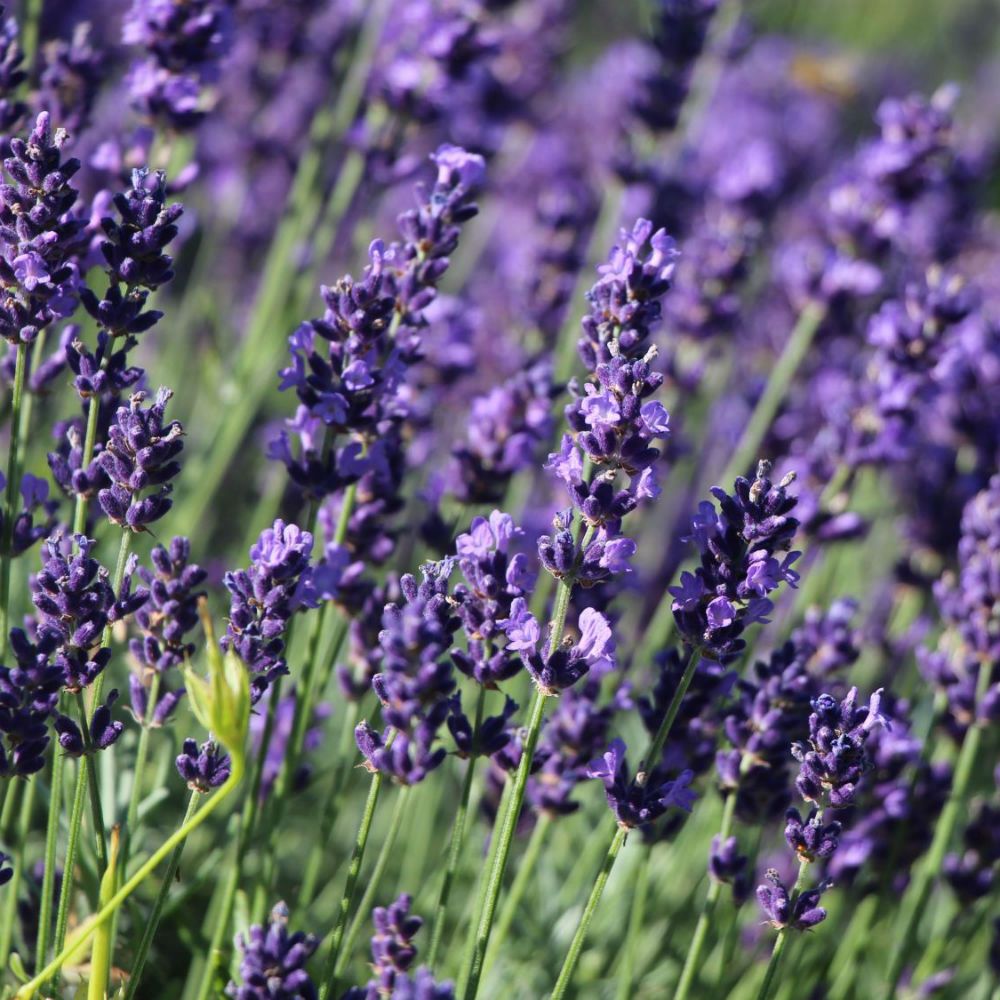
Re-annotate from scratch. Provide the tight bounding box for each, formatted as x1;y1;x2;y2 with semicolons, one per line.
176;738;231;793
77;167;184;385
226;901;318;1000
124;0;233;129
31;532;149;692
756;869;832;930
340;893;455;999
0;627;62;778
792;687;887;808
784;807;842;862
0;472;56;557
587;738;696;829
131;536;207;673
55;689;123;756
671;460;801;661
710;836;750;904
222;519;316;701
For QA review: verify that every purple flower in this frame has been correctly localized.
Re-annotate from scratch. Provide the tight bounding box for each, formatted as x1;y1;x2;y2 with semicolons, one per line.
587;738;695;829
55;689;123;756
97;388;183;530
222;520;316;702
31;533;148;692
341;893;454;999
0;628;62;778
756;869;831;930
784;807;842;862
505;602;616;696
176;738;231;793
226;901;317;1000
0;113;86;345
671;461;801;661
709;836;750;904
130;536;207;674
792;687;887;808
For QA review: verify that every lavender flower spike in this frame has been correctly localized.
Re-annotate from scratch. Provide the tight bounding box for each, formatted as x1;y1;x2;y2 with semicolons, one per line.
587;738;695;829
226;901;318;1000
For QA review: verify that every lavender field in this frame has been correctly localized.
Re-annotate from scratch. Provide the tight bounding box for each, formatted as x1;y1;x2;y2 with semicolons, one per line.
0;0;997;997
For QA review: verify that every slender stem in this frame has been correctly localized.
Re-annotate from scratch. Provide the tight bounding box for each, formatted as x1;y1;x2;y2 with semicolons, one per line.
645;649;703;774
883;661;993;996
428;686;487;968
76;691;109;868
73;392;103;536
194;676;283;1000
124;791;201;1000
718;302;826;488
20;0;44;78
460;684;548;1000
674;789;738;1000
123;672;162;860
0;340;27;658
297;699;361;910
615;842;651;1000
550;826;628;1000
51;753;88;967
16;761;243;999
35;735;64;972
754;857;810;1000
615;844;653;1000
108;671;163;962
544;646;704;998
318;768;387;1000
0;779;35;970
483;813;553;979
336;784;411;977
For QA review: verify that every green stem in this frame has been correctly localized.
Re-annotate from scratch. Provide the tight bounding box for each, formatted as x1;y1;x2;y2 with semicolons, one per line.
297;699;361;910
193;676;283;1000
35;735;63;972
336;784;412;978
674;789;738;1000
0;778;35;970
645;649;703;772
318;767;388;1000
483;812;553;979
0;340;27;659
16;760;243;999
883;661;993;996
615;843;651;1000
19;0;44;79
754;858;810;1000
718;302;826;488
428;687;487;968
123;791;201;1000
51;753;88;969
544;647;704;998
550;826;628;1000
76;691;109;868
123;672;162;858
460;684;548;1000
72;391;103;536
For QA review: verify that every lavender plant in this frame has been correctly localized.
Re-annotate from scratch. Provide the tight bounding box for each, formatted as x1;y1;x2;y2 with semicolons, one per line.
0;5;995;1000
